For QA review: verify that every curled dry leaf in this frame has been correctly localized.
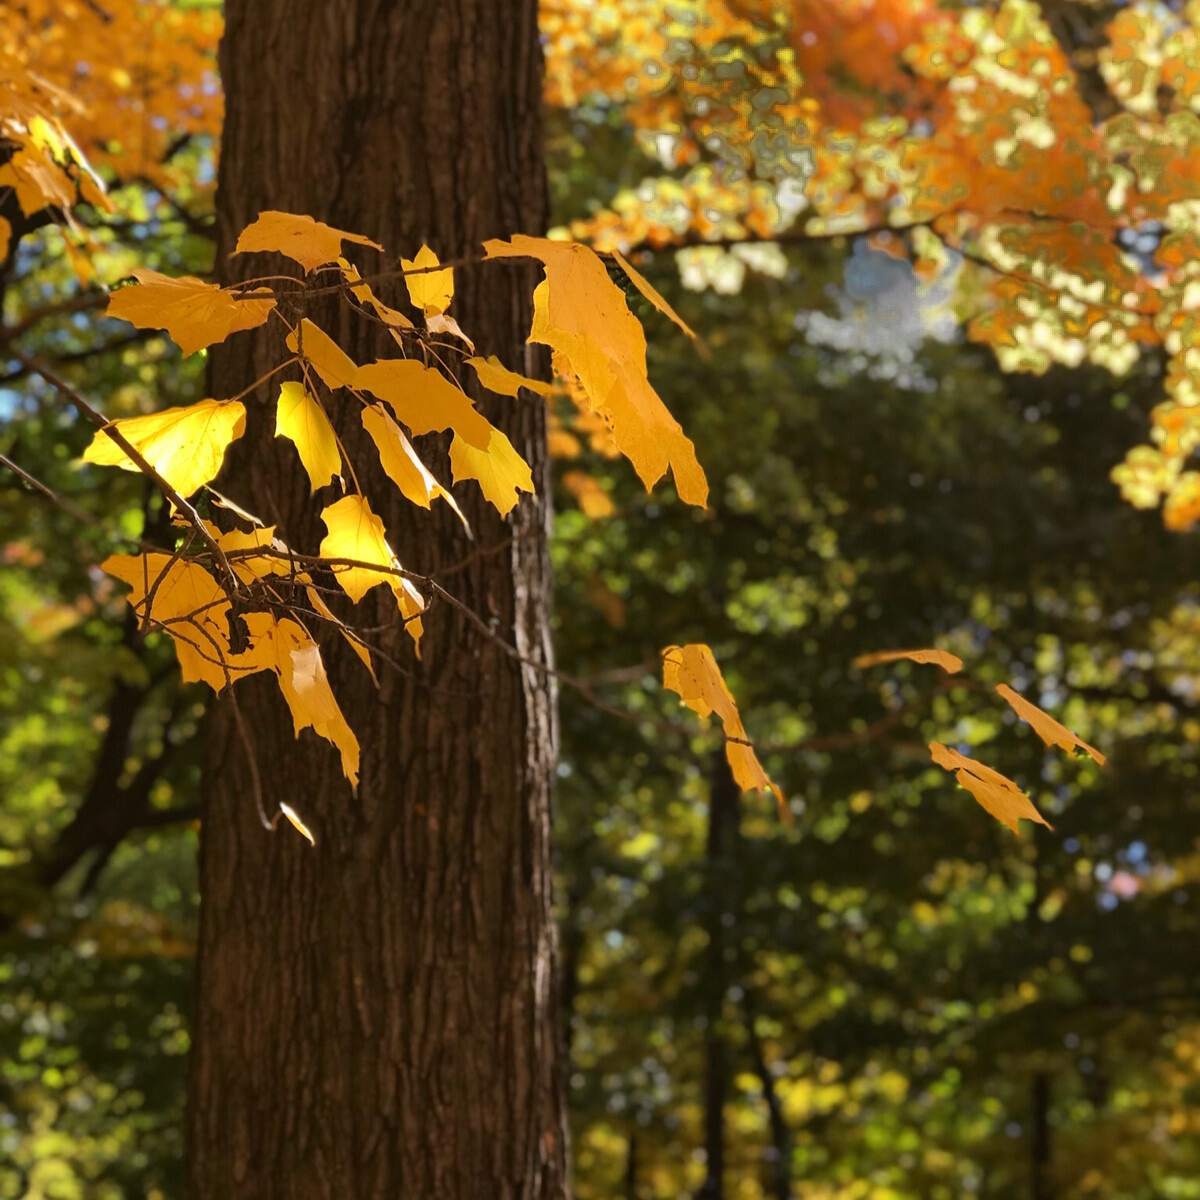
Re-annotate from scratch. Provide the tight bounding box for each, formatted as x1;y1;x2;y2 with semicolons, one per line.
853;647;964;674
929;742;1051;835
996;683;1107;765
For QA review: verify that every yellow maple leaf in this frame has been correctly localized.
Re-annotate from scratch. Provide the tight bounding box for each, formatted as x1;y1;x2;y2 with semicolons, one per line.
204;523;292;584
401;244;454;315
355;358;492;446
662;643;783;808
485;236;707;506
995;684;1107;765
285;319;361;391
275;382;341;493
83;398;246;497
853;647;964;674
929;742;1052;834
237;613;361;787
107;270;275;356
467;354;554;397
318;495;424;645
361;404;469;529
448;426;535;516
611;248;698;341
101;553;238;692
234;211;383;274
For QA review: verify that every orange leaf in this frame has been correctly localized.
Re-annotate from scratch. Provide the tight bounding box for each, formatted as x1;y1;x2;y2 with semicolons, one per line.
107;271;274;356
853;648;964;674
929;743;1051;834
235;211;382;273
995;684;1106;765
663;643;784;810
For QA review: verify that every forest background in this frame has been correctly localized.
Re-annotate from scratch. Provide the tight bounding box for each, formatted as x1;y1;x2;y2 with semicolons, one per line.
3;1;1200;1198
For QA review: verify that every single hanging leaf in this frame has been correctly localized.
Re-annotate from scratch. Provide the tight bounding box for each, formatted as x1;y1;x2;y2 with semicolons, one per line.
275;381;342;493
995;684;1107;765
484;235;707;506
107;270;275;356
401;244;454;314
278;802;316;846
361;404;469;530
83;398;246;497
467;354;554;398
101;553;237;692
853;647;964;674
611;248;698;340
318;495;425;646
929;743;1051;835
237;613;361;787
448;426;535;516
285;319;360;391
235;211;383;274
662;643;783;808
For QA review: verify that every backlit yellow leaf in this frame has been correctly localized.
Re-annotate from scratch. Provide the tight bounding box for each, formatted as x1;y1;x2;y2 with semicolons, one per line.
237;613;360;787
485;236;707;506
612;248;697;340
425;311;474;350
101;553;238;692
275;381;341;493
996;684;1107;765
285;319;360;391
278;802;316;846
663;643;783;809
107;270;274;356
467;354;554;397
235;211;382;274
448;426;534;516
83;398;246;497
853;648;964;674
361;403;469;529
318;495;424;646
401;244;453;314
929;742;1051;834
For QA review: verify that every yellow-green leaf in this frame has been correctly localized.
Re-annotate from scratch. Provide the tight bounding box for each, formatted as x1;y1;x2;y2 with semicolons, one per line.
275;381;341;493
83;398;246;497
107;270;274;356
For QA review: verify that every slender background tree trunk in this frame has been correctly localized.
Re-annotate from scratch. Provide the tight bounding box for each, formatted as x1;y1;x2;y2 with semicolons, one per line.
185;3;565;1197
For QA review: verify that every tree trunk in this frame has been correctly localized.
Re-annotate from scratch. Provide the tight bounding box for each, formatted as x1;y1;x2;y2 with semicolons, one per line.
185;3;564;1198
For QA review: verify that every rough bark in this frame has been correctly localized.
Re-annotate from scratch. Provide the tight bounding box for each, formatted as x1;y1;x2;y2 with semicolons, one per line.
185;3;564;1198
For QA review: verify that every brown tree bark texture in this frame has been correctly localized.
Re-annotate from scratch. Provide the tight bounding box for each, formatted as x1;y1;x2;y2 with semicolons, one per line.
185;3;564;1197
